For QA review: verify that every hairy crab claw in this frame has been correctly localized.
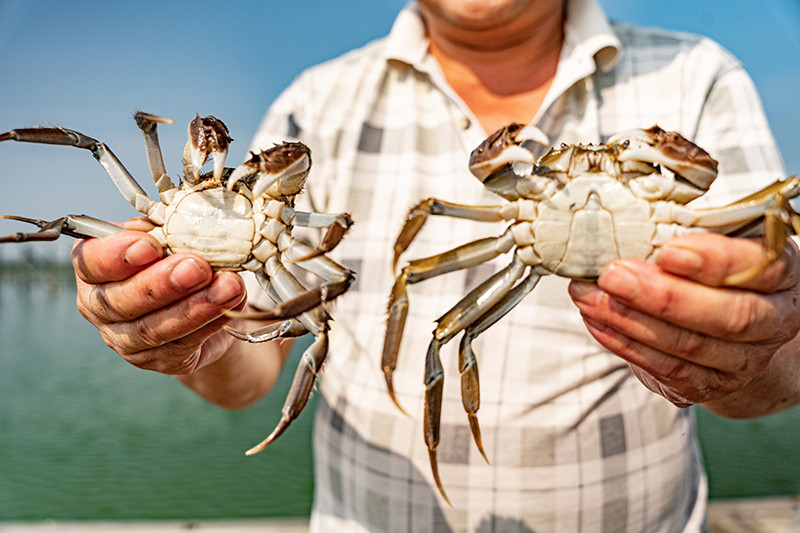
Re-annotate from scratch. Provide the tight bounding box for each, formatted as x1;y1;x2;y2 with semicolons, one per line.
184;114;233;183
226;142;312;198
608;125;719;190
468;123;550;182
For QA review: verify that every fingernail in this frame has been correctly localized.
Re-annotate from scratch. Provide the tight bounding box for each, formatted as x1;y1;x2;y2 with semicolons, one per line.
169;258;210;291
206;273;244;306
598;263;639;300
657;244;703;275
568;280;600;305
124;239;161;267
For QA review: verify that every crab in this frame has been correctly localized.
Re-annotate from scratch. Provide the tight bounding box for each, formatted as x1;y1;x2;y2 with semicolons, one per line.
0;112;355;455
382;123;800;503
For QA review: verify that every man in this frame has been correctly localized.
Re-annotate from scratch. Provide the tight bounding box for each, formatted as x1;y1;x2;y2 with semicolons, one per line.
72;0;800;530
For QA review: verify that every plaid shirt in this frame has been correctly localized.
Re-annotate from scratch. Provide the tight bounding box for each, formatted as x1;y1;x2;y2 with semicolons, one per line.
247;1;784;531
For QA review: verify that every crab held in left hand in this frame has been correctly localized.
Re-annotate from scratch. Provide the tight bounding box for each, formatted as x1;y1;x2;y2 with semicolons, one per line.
382;123;800;503
0;112;355;455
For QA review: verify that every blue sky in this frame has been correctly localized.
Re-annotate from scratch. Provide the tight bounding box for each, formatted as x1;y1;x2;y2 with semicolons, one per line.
1;0;798;260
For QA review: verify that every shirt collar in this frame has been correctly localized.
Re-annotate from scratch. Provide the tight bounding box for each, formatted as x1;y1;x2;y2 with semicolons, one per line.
382;0;621;74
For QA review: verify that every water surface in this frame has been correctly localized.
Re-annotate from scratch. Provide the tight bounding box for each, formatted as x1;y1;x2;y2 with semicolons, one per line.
1;272;798;520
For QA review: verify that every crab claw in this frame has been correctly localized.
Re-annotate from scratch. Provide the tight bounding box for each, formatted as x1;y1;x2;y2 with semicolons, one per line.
227;142;311;197
184;114;233;183
468;123;549;182
609;125;718;191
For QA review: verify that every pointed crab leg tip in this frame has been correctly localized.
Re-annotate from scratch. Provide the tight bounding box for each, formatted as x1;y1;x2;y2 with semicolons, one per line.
245;421;290;456
2;215;32;222
145;114;175;125
221;308;244;318
428;448;452;506
221;324;248;340
477;444;490;465
467;414;489;464
222;307;277;320
384;377;411;416
723;264;765;287
391;395;411;417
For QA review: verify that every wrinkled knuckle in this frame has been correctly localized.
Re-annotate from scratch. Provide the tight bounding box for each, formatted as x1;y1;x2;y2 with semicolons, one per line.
95;327;141;362
667;328;707;359
70;240;92;281
723;294;759;337
124;350;159;371
167;338;207;373
169;351;205;375
82;285;127;323
141;344;203;375
134;319;170;351
659;358;693;384
716;372;749;396
654;286;681;318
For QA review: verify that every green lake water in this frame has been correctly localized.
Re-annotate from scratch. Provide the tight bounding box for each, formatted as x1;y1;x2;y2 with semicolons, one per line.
1;271;798;520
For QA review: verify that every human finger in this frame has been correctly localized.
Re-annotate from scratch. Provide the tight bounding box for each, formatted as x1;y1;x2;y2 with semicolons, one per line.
578;313;753;405
98;271;246;356
656;233;800;293
77;252;217;323
591;260;797;344
112;291;247;374
72;230;163;284
569;279;773;374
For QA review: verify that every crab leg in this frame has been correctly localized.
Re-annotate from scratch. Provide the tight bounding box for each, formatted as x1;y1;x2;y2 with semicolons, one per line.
680;178;800;231
724;193;799;285
0;214;124;242
267;202;354;261
393;198;507;271
243;256;330;455
382;229;516;411
224;318;308;343
668;177;800;283
0;127;164;224
279;234;355;302
230;234;354;322
133;111;178;201
293;212;353;259
456;271;541;462
422;254;527;503
224;272;310;342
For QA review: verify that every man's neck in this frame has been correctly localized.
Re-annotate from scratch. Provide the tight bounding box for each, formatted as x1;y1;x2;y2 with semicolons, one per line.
424;4;565;134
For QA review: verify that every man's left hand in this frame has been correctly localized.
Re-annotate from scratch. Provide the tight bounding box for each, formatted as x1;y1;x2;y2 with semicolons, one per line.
568;232;800;414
